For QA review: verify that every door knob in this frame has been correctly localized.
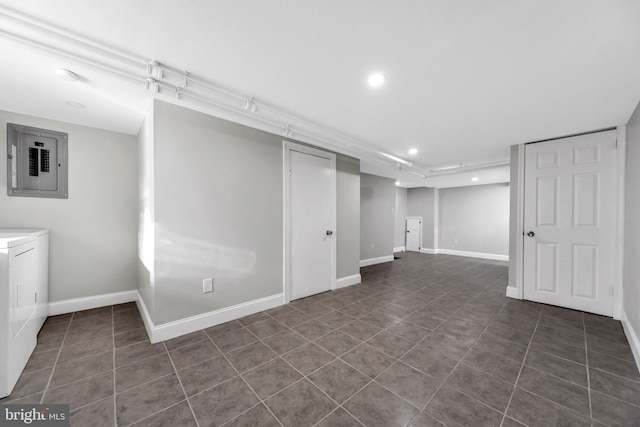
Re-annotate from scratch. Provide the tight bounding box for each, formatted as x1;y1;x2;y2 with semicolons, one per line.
406;230;410;233
326;230;333;236
527;231;535;237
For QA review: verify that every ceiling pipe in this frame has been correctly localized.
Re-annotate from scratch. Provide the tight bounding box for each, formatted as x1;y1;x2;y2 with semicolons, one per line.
427;160;510;176
0;5;509;178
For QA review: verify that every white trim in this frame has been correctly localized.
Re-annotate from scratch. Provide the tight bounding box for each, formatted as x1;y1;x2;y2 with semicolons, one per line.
613;125;626;320
420;248;438;254
520;132;623;312
620;308;640;374
393;246;405;253
48;290;137;316
437;249;508;261
405;216;422;252
136;292;155;342
336;274;362;289
136;292;284;343
434;188;440;250
515;144;525;299
360;255;394;267
506;286;521;299
283;141;337;304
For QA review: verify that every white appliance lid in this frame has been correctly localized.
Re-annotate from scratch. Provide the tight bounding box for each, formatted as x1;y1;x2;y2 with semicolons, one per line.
0;228;49;236
0;234;37;248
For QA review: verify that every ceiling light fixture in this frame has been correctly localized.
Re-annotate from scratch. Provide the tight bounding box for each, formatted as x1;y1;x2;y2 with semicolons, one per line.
56;68;79;82
408;148;418;155
471;177;479;182
368;73;386;87
64;101;85;108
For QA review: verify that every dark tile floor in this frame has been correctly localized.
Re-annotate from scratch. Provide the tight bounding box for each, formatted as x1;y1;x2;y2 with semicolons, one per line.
2;252;639;426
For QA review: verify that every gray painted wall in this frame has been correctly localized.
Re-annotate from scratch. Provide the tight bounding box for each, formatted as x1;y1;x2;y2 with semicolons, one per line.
152;100;284;325
337;155;361;278
624;100;640;344
407;187;435;250
360;173;395;261
150;100;361;324
0;110;138;301
394;187;407;249
439;184;510;255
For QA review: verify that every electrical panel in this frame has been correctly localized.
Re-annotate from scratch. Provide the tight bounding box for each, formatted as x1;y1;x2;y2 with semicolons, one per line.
7;123;68;199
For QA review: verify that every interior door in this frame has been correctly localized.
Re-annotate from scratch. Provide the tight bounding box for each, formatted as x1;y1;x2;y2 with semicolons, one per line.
289;149;334;300
406;217;421;252
523;130;617;315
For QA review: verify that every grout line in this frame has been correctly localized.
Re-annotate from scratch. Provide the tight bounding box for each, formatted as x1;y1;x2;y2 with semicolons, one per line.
111;305;117;427
124;399;190;427
163;341;200;427
204;330;285;427
239;312;376;426
217;402;264;427
405;292;511;426
311;407;365;427
39;310;74;405
588;366;640;384
499;306;543;427
583;313;593;421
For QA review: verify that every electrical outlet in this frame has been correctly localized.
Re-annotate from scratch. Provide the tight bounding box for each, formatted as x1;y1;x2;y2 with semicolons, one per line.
203;277;213;293
370;243;375;250
453;238;458;245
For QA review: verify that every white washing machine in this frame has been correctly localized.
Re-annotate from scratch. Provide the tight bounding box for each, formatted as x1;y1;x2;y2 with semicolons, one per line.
0;230;48;398
0;229;49;332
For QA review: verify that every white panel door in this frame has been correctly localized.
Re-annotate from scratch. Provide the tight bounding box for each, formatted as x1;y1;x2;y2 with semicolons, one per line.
406;217;422;252
289;149;334;300
523;130;617;315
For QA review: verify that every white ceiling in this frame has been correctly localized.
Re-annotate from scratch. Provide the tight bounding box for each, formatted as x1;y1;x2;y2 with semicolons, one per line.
1;0;639;188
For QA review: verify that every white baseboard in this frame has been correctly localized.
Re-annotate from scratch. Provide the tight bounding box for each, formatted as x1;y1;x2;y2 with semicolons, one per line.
393;246;405;253
437;249;508;261
360;255;394;267
137;292;285;343
620;308;640;374
420;248;438;254
505;286;521;299
135;293;155;344
336;274;361;289
48;290;137;316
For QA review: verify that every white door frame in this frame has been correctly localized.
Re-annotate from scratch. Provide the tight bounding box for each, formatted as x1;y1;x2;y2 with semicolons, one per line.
512;126;626;319
406;216;423;252
283;141;337;304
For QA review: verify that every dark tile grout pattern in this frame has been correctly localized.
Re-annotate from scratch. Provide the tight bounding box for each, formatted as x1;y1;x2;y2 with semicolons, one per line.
1;252;639;426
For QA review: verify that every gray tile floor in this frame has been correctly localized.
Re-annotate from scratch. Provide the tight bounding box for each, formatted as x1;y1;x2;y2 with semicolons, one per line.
2;252;639;426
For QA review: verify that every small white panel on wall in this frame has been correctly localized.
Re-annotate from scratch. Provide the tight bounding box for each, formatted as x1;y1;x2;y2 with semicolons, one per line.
6;123;68;199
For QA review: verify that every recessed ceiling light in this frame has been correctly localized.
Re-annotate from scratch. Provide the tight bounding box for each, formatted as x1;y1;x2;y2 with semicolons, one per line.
395;181;400;186
56;68;80;82
64;101;86;108
368;73;386;87
408;148;418;155
471;177;479;182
